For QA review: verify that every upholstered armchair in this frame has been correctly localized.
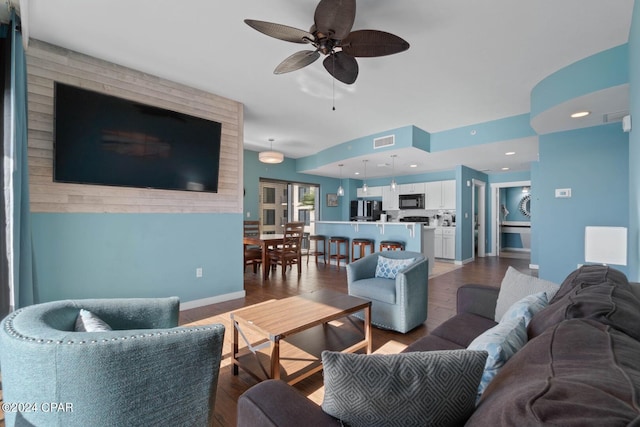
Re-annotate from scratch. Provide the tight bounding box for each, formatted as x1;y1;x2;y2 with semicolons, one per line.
347;251;428;333
0;297;225;427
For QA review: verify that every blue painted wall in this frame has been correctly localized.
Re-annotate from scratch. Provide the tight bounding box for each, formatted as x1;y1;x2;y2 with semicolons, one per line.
629;0;640;282
537;124;629;283
31;213;243;303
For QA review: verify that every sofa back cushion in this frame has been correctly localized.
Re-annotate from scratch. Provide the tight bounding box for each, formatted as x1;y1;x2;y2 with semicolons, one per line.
527;265;640;339
467;319;640;426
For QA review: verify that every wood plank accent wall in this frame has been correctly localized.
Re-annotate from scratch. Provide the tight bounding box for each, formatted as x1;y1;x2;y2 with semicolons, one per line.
26;40;243;213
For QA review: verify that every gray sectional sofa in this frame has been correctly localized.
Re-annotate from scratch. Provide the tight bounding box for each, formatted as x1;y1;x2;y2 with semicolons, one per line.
237;265;640;426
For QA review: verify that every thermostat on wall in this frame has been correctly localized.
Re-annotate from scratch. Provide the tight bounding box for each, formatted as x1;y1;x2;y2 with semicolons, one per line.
555;188;572;198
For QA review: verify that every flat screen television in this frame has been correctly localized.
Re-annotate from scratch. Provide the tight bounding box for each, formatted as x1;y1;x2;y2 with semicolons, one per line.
53;82;222;193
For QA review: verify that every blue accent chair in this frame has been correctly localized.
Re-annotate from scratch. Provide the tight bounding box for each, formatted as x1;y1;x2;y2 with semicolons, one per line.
347;251;429;333
0;297;225;427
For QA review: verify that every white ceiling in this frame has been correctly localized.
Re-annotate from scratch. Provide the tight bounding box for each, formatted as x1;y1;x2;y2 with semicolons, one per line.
9;0;636;178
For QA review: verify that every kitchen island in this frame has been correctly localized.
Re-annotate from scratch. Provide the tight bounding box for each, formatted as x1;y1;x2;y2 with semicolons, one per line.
314;221;435;275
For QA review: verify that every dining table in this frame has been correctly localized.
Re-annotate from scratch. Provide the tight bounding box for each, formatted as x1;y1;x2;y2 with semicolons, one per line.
243;234;284;280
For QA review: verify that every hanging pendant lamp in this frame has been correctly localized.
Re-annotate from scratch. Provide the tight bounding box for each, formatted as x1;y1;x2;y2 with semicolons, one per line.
362;160;368;193
259;138;284;164
337;164;345;196
390;155;397;191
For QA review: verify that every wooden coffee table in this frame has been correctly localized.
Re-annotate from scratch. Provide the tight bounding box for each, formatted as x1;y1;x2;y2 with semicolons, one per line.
231;289;372;385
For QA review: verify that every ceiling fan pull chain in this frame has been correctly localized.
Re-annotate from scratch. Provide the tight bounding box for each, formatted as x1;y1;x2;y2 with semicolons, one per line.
332;54;336;111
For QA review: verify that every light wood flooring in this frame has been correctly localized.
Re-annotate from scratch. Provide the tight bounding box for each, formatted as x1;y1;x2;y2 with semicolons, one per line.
180;257;533;427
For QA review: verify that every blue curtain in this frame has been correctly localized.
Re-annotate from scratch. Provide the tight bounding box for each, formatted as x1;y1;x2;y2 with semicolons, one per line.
8;10;36;308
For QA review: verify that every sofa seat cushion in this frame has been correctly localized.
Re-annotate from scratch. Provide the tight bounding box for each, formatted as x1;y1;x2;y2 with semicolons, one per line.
467;319;640;426
528;269;640;340
402;334;465;352
349;278;396;304
430;312;498;348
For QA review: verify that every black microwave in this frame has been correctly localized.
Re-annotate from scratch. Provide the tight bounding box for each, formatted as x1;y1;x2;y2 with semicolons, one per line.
399;193;425;209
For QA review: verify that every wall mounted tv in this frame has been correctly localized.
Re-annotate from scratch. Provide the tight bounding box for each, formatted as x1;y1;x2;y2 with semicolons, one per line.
54;82;222;193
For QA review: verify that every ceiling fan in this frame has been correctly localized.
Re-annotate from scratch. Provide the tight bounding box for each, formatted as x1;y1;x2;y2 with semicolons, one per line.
245;0;410;85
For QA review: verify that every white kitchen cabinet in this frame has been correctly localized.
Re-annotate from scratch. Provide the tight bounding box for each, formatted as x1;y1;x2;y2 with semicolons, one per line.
425;180;456;210
434;227;455;259
357;186;382;198
398;182;425;194
434;229;443;258
382;186;399;210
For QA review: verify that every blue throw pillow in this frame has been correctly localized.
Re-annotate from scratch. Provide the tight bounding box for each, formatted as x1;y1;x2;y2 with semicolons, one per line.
499;291;549;326
374;256;417;279
467;316;527;399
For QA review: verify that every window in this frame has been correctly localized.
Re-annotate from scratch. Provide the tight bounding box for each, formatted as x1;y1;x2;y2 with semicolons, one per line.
263;209;275;226
263;187;275;204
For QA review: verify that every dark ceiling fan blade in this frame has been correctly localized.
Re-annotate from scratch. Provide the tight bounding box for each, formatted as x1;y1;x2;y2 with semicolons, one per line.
313;0;356;40
274;50;321;74
341;30;410;57
244;19;314;44
323;52;358;85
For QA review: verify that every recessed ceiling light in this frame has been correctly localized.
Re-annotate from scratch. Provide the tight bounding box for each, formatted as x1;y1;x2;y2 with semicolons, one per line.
409;164;418;168
505;151;516;156
571;111;591;118
501;167;510;171
354;172;360;175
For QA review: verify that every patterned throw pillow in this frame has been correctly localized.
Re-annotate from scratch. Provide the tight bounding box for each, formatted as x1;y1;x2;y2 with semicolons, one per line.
499;291;549;326
494;266;559;321
74;309;113;332
321;349;488;427
374;256;417;279
467;316;527;399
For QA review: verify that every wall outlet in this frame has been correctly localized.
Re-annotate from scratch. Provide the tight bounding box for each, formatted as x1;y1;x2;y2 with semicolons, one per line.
196;267;203;278
555;188;571;198
246;212;251;218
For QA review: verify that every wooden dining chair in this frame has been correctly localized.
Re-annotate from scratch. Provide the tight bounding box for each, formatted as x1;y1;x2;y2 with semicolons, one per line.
269;222;305;278
243;221;263;273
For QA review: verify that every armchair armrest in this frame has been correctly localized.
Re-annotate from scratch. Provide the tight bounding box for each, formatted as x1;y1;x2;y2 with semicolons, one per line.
456;284;499;319
346;255;379;283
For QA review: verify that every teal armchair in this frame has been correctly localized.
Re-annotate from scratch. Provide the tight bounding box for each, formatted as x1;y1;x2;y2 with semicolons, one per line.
347;251;429;333
0;297;225;427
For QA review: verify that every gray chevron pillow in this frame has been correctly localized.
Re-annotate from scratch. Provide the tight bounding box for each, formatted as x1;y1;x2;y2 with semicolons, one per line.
321;349;488;427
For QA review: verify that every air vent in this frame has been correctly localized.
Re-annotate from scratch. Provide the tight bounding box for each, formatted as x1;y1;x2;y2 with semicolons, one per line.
603;110;629;123
373;135;395;149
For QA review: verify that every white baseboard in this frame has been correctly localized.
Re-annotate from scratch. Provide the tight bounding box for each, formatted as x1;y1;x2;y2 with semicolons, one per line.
180;291;246;311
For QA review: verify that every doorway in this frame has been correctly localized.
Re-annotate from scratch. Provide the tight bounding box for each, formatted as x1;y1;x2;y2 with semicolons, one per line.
490;180;531;260
258;179;320;237
471;180;486;260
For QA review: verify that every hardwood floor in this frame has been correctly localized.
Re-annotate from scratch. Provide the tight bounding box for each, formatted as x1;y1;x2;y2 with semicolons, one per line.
179;256;533;427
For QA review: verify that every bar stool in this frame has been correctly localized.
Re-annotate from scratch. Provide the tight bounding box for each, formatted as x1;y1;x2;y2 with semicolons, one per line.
307;235;327;265
380;240;405;251
351;238;375;262
328;236;349;270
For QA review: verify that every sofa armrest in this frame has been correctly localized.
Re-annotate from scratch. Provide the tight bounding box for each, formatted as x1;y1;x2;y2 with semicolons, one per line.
238;380;340;427
456;284;499;319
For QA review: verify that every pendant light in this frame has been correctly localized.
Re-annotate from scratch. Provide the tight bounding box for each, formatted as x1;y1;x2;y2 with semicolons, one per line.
390;155;397;191
362;160;368;193
337;164;345;196
259;138;284;164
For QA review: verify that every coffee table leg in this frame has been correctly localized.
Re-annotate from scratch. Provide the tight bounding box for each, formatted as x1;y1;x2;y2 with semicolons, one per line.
364;305;372;354
233;320;239;375
270;339;280;380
